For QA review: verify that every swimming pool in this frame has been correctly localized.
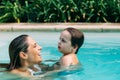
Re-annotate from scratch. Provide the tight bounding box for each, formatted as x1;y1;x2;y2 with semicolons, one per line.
0;32;120;80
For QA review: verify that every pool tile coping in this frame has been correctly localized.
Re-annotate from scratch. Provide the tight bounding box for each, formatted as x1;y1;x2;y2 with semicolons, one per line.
0;23;120;32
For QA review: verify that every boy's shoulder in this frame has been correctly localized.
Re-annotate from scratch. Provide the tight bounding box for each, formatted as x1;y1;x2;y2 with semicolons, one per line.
60;55;73;65
61;54;72;61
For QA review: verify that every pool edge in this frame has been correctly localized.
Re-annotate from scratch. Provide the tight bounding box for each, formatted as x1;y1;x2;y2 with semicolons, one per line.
0;23;120;32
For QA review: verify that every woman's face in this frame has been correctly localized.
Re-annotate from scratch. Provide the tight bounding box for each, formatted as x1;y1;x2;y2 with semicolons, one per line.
58;30;74;55
25;36;42;65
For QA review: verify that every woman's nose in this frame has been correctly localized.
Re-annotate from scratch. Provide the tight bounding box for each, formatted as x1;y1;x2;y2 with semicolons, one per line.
39;46;42;50
38;45;42;50
40;46;42;50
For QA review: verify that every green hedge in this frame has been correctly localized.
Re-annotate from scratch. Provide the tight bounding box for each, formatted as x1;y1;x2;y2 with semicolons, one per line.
0;0;120;23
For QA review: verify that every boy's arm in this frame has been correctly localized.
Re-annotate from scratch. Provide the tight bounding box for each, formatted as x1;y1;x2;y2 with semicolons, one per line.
52;61;60;70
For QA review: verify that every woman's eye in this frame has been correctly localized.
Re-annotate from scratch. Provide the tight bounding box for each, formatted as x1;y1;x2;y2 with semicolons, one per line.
33;43;37;48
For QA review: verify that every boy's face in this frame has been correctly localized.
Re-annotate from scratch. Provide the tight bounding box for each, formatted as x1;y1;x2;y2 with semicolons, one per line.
58;30;75;55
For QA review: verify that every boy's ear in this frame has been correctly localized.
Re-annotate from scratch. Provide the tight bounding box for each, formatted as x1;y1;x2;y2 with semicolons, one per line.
19;52;28;59
74;44;78;49
73;45;78;53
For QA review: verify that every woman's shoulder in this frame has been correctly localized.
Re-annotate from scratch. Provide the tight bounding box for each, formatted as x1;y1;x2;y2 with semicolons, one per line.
10;69;19;74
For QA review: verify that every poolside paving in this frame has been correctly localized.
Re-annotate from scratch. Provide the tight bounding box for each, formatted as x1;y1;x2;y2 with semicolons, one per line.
0;23;120;32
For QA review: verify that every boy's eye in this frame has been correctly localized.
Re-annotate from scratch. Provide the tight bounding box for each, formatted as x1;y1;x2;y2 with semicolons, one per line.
61;38;66;43
59;37;66;43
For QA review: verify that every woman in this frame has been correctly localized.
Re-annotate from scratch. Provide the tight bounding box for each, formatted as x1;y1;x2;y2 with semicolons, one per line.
7;34;42;77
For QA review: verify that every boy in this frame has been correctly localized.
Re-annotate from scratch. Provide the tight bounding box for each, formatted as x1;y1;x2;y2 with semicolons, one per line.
53;27;84;69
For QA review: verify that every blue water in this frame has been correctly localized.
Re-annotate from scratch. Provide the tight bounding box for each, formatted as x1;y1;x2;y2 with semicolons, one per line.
0;32;120;80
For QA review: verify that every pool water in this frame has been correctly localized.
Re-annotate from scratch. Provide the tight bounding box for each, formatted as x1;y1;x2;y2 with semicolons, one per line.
0;32;120;80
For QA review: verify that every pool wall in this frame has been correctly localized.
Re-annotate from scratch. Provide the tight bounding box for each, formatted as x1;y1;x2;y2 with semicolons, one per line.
0;23;120;32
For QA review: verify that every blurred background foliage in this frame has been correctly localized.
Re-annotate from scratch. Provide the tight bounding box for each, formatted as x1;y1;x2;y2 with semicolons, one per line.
0;0;120;23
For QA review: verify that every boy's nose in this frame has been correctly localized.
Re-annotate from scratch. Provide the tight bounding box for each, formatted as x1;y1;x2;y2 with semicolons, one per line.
58;41;60;45
58;40;61;44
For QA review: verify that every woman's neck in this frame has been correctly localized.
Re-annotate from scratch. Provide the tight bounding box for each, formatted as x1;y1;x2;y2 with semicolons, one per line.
17;67;28;72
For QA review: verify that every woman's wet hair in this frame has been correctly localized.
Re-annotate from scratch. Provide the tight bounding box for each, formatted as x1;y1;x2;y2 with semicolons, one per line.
7;34;29;71
65;27;84;54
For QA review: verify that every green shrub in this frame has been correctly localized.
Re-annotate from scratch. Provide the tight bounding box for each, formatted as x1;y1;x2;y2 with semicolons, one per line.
0;0;119;23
